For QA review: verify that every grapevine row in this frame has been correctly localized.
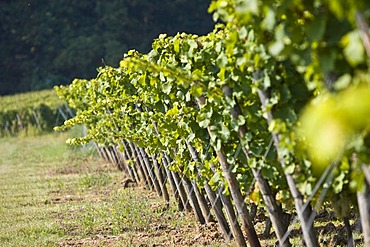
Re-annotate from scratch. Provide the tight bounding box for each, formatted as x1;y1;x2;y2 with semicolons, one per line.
56;0;370;246
0;89;71;137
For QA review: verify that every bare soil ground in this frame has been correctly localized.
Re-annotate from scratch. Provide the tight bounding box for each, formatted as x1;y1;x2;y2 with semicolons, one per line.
50;160;233;247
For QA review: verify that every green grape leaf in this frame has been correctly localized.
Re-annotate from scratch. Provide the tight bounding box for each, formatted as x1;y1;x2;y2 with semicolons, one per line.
341;30;365;66
199;119;211;128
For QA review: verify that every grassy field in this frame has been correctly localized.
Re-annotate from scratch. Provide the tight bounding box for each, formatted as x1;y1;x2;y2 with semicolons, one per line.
0;131;230;247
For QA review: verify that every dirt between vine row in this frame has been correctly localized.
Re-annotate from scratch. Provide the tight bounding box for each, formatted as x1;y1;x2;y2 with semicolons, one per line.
59;221;225;246
53;160;363;247
58;204;362;247
51;160;232;246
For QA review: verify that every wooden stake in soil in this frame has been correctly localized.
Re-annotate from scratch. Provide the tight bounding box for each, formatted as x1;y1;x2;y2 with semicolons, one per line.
122;141;141;183
256;85;318;247
138;147;163;196
219;187;247;247
223;85;290;246
105;146;116;165
134;145;156;191
151;121;188;210
110;146;126;171
117;142;137;180
151;154;170;202
357;175;370;247
128;142;151;189
196;96;260;247
160;152;185;211
182;176;206;224
193;183;214;223
171;170;193;212
111;146;126;171
186;141;228;227
163;154;192;212
203;184;232;241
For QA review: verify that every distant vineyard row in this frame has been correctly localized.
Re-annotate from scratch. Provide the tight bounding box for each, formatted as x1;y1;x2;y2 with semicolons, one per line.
0;89;72;137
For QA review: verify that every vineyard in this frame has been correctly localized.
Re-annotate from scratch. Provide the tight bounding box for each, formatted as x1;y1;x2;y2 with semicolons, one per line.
0;89;71;137
54;0;370;246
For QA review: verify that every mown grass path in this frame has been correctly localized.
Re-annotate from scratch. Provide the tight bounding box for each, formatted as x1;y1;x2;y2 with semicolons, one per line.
0;133;228;247
0;133;75;246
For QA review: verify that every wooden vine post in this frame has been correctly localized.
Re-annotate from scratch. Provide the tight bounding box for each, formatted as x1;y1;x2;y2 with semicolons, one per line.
222;85;290;247
357;165;370;246
255;78;319;247
151;154;170;202
196;95;261;247
186;141;231;239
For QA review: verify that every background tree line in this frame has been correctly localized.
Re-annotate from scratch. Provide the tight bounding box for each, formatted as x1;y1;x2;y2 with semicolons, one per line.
0;0;213;95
